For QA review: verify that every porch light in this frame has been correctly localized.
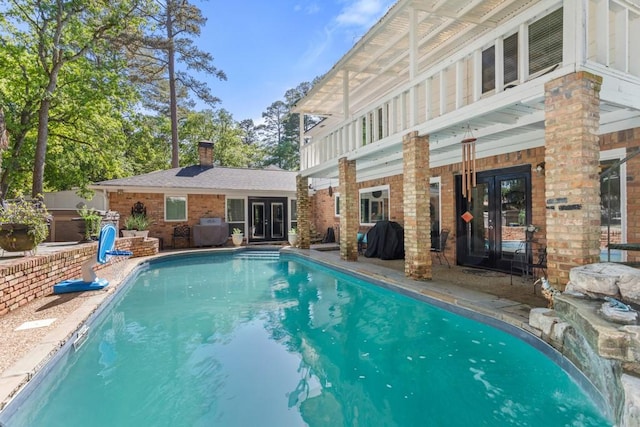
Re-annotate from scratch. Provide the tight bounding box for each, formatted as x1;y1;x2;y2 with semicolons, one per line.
461;125;477;202
536;162;545;175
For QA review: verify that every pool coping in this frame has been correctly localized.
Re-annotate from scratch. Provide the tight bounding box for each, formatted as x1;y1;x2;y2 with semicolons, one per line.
0;246;610;420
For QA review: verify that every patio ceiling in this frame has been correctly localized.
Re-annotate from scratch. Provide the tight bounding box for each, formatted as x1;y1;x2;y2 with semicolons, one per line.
295;0;537;118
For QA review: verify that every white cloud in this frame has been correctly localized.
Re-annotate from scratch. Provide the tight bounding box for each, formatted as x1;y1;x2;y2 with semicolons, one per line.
335;0;392;29
294;2;321;15
297;0;394;73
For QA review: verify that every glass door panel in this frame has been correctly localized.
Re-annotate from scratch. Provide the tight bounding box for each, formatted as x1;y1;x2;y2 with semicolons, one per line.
271;203;284;239
252;203;265;239
457;166;531;272
468;182;490;259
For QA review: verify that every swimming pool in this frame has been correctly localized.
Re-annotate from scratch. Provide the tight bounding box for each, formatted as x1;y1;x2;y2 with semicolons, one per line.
1;250;611;426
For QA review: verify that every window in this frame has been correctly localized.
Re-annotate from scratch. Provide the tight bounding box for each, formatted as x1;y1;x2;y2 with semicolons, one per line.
359;186;390;224
430;178;441;242
335;194;341;216
165;195;187;221
482;45;496;93
600;149;627;262
529;8;563;76
226;198;246;235
290;199;298;231
504;33;518;85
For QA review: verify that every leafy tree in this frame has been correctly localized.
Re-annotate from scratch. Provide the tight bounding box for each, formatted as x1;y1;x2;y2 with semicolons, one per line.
179;109;261;168
257;81;319;171
0;0;144;197
128;0;226;168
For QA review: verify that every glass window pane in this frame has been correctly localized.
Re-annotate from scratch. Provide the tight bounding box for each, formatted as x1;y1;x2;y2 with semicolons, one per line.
359;187;390;224
430;181;441;248
227;199;245;222
290;200;297;231
482;45;496;93
165;196;186;221
601;159;622;261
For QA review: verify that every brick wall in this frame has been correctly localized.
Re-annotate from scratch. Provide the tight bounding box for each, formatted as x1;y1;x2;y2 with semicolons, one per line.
0;237;158;316
545;72;602;286
108;192;228;247
403;131;432;279
339;158;358;261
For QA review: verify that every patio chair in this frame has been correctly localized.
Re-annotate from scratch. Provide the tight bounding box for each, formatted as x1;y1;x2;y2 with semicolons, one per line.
172;225;191;249
511;243;547;292
431;229;450;267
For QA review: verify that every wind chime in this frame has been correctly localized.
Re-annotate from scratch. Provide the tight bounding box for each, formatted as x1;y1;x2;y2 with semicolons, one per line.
461;125;477;202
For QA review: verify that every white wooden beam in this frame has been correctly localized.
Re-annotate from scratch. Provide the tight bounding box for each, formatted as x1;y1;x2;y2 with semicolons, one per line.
343;70;350;119
596;0;610;65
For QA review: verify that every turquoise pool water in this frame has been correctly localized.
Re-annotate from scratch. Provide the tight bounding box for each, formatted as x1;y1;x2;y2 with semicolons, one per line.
1;251;611;426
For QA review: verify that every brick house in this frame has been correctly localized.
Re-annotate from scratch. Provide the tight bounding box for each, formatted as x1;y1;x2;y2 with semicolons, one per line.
91;142;298;247
292;0;640;288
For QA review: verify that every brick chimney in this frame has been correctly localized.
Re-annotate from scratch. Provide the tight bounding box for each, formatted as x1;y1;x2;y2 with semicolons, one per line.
198;141;214;168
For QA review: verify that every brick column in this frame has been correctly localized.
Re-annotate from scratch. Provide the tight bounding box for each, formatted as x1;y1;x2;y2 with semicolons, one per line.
296;175;310;249
339;157;358;261
403;131;432;280
544;72;602;287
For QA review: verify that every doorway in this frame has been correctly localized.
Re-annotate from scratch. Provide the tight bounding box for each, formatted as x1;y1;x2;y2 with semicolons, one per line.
248;197;287;242
456;165;532;271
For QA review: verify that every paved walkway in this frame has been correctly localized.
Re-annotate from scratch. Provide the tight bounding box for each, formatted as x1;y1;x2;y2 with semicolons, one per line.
0;245;547;410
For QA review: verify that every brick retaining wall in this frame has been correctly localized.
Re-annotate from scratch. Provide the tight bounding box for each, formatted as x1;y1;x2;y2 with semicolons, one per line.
0;237;159;316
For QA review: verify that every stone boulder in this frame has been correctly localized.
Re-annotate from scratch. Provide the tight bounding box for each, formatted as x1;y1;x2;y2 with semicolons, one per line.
567;263;640;304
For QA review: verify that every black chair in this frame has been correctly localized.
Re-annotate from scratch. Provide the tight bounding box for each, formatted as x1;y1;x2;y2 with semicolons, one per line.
431;229;450;267
511;244;547;292
172;225;191;249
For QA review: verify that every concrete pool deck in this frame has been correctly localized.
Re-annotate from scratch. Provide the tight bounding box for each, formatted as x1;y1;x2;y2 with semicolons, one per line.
0;245;547;411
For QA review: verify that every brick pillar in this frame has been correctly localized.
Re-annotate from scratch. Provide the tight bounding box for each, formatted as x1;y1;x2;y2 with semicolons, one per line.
544;72;602;288
403;131;432;280
296;175;310;249
339;157;358;261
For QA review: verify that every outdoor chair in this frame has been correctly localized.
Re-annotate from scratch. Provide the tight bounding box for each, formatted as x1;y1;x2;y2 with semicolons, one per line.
172;225;191;249
431;229;450;267
511;243;547;292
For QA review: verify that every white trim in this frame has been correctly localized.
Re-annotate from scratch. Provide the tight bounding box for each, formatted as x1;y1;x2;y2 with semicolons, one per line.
600;148;628;253
225;197;247;235
359;185;391;226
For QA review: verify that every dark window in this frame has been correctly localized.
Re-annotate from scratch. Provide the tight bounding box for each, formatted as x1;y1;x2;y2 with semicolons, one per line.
529;8;563;76
504;33;518;85
482;45;496;93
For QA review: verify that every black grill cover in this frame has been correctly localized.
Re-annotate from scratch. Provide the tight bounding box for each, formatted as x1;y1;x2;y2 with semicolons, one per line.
364;220;405;260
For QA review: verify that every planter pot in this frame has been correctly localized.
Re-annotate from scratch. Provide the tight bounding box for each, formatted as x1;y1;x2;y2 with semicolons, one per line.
134;230;149;238
0;224;38;252
288;233;298;247
231;234;243;246
121;230;136;237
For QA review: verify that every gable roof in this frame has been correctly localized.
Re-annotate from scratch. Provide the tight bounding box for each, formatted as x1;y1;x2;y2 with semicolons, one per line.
91;165;298;193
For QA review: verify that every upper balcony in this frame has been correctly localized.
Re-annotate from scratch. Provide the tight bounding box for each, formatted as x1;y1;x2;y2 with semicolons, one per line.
294;0;640;180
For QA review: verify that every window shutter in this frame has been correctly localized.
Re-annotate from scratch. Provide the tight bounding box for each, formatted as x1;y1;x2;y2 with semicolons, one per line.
529;8;563;75
504;33;518;85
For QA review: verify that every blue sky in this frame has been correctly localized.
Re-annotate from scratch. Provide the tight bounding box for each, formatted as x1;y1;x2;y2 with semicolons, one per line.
198;0;395;122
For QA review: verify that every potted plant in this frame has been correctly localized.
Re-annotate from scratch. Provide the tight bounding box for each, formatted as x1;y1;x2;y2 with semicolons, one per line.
288;227;298;247
77;206;102;242
0;196;50;253
122;214;149;238
231;227;243;246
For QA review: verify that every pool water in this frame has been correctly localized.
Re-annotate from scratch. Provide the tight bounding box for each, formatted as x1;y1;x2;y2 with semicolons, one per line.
2;251;611;426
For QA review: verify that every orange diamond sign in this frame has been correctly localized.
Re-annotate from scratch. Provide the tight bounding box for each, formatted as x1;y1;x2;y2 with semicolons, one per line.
461;211;474;223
